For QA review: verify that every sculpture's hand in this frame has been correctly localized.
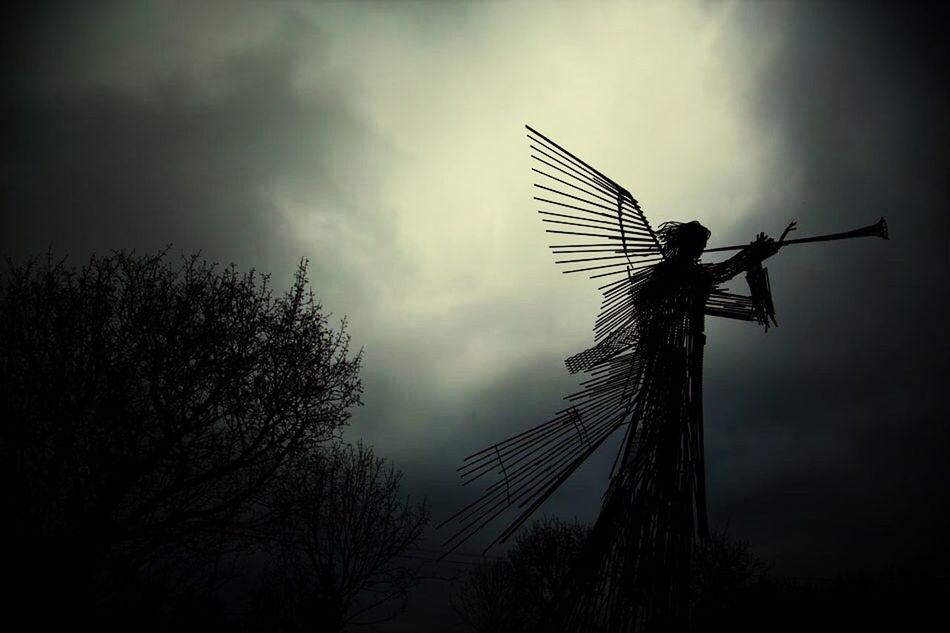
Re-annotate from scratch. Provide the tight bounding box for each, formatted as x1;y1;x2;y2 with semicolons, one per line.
778;220;798;244
750;232;779;260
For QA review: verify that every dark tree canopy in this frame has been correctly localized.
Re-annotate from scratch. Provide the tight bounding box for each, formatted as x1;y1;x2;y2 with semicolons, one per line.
454;521;777;633
262;441;430;632
0;250;362;617
453;517;589;633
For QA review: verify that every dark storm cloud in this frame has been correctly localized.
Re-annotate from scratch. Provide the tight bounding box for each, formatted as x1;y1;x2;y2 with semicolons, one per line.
699;1;950;574
0;2;390;277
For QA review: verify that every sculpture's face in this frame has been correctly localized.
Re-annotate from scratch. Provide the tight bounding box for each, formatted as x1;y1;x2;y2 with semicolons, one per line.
679;221;710;259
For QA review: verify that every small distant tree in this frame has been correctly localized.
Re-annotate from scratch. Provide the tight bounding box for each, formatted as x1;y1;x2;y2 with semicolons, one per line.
0;251;362;616
454;520;770;632
265;441;430;632
453;517;589;633
691;530;769;628
452;558;519;633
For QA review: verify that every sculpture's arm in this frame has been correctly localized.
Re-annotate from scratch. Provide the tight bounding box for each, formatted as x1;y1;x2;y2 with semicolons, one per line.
708;232;780;284
707;223;797;330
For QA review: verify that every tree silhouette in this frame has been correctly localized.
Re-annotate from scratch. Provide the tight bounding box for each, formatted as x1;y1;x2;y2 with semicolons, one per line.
0;250;362;621
453;517;589;633
261;441;430;632
690;530;769;629
453;557;519;633
454;521;771;633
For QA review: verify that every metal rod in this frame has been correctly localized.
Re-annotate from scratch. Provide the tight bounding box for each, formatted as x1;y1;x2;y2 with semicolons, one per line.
702;217;888;253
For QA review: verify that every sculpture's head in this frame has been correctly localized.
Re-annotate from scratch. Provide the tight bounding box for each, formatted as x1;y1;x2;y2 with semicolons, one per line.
657;220;710;260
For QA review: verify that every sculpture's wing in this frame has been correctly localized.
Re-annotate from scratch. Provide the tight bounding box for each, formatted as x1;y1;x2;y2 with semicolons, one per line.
437;348;645;556
526;125;664;344
437;128;663;556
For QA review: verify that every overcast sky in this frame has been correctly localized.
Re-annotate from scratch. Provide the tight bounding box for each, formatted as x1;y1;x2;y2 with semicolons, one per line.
3;1;947;629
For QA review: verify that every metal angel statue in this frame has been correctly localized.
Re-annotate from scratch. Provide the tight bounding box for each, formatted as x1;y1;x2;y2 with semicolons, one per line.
438;125;888;632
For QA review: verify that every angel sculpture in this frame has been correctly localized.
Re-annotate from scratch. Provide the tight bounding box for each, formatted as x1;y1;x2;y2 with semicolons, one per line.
439;126;888;632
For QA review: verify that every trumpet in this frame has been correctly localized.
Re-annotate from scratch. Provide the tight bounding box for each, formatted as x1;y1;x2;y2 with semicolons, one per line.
702;217;889;254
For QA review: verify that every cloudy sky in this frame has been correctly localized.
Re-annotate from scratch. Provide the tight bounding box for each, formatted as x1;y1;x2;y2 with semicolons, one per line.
3;1;947;628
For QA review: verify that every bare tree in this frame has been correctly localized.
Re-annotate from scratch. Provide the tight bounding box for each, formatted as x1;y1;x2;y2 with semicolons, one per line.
0;250;362;617
690;530;769;629
453;517;589;633
452;559;520;633
265;441;430;632
454;520;771;633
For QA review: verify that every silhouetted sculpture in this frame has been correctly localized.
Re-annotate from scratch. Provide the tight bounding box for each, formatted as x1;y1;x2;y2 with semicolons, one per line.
439;126;888;632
